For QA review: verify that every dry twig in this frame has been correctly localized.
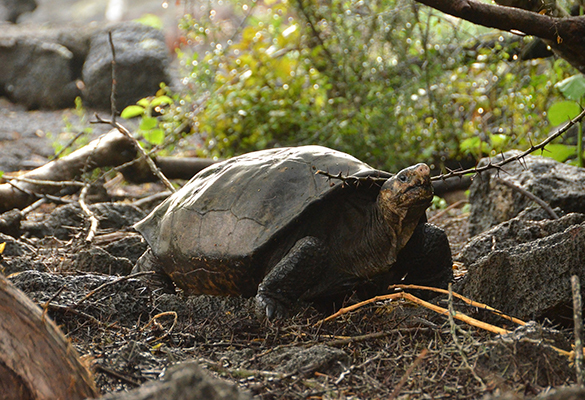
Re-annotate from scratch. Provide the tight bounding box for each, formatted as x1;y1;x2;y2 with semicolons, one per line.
78;184;99;243
495;178;558;219
390;284;526;326
388;348;429;399
317;291;511;335
92;115;175;193
572;275;584;385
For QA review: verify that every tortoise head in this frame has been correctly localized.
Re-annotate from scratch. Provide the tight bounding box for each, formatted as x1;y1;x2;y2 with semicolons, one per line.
377;163;433;237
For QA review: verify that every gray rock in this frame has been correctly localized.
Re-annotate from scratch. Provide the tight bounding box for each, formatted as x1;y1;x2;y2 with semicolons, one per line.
468;151;585;236
478;322;573;389
459;219;585;323
82;22;171;110
0;32;79;109
0;0;36;23
457;212;585;266
0;21;171;110
98;361;251;400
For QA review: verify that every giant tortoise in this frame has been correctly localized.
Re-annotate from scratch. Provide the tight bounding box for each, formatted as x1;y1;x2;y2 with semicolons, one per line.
134;146;453;318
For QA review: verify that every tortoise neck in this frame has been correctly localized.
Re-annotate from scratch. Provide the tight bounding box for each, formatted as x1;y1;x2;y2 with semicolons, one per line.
376;193;426;254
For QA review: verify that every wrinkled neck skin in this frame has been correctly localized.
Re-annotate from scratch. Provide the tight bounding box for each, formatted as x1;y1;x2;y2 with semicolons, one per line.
377;191;428;254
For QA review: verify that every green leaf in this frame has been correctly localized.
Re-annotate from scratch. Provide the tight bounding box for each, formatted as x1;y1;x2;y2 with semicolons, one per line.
140;116;158;131
150;96;173;107
121;105;145;119
137;98;151;108
547;101;581;125
489;133;508;149
556;75;585;101
143;128;164;145
532;143;575;162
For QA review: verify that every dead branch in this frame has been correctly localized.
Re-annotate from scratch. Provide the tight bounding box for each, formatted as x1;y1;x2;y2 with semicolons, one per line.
390;284;526;326
0;129;136;213
496;178;559;219
572;275;584;385
92;115;175;193
413;0;585;72
317;291;512;335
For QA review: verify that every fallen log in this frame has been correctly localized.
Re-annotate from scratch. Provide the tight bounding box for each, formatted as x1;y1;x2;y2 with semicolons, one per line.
0;275;96;399
0;128;217;213
0;129;136;213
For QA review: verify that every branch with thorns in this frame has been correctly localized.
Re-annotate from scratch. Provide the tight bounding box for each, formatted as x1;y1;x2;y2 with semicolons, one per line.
317;108;585;184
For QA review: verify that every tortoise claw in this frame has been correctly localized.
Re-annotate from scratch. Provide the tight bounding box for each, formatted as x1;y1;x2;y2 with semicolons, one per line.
255;293;287;320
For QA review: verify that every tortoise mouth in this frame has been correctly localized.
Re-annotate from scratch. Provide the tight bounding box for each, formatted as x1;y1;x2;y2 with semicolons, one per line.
401;183;433;206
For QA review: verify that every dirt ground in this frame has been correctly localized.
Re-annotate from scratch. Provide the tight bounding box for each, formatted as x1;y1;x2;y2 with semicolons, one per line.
0;180;577;399
0;98;579;399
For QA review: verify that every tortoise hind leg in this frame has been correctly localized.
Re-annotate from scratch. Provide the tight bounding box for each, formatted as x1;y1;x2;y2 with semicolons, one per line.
132;249;177;294
255;236;328;319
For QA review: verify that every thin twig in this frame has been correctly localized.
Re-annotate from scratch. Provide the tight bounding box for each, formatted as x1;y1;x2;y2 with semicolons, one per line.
317;291;511;335
389;284;526;326
94;364;143;387
6;176;85;187
108;30;117;125
131;191;172;207
572;275;584;385
325;331;392;347
50;130;87;161
20;198;46;215
496;178;558;219
428;199;468;223
79;184;99;243
388;348;429;399
141;311;178;343
73;271;156;308
92;114;175;193
447;284;486;390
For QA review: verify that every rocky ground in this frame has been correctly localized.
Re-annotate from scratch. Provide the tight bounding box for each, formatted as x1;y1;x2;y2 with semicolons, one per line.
0;106;582;398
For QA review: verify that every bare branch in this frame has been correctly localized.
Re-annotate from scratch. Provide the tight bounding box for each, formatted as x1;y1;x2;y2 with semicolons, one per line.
92;115;176;193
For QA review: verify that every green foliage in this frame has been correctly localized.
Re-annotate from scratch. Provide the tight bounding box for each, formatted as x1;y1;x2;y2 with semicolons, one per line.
129;0;580;171
544;73;585;166
121;91;173;147
430;195;447;210
547;100;581;125
52;97;92;157
556;74;585;101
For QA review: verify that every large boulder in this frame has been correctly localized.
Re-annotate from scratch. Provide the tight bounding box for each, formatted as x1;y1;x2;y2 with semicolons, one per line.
0;22;171;110
458;217;585;323
0;26;80;108
460;152;585;324
82;22;171;110
458;212;585;266
468;151;585;236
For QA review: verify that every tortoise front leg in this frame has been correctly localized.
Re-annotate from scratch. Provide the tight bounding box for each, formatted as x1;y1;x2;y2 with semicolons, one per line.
255;236;327;319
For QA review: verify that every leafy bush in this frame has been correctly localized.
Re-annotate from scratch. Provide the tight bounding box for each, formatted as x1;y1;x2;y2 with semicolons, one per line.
126;0;580;172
